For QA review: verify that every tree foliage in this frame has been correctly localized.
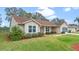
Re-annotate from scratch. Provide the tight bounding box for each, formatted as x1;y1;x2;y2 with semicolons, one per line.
0;14;2;27
5;7;18;27
0;26;9;32
74;17;79;25
51;18;65;25
32;12;46;20
5;7;46;20
10;26;24;41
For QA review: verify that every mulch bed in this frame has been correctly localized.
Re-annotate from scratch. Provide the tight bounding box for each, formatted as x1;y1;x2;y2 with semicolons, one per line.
72;43;79;51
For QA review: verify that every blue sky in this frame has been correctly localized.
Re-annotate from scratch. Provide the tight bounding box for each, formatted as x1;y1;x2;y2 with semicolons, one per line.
0;7;79;27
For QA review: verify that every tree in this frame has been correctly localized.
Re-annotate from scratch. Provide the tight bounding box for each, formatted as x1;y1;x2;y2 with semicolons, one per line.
51;18;65;25
0;14;2;27
27;13;32;18
32;12;46;20
17;8;27;17
74;17;79;25
17;8;32;18
5;7;18;27
0;26;9;32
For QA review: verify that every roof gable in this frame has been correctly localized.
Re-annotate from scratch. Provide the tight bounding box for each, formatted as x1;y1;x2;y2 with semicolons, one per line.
51;19;68;26
12;15;31;24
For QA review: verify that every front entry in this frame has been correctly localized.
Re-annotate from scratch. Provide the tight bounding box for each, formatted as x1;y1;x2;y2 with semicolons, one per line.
46;27;50;33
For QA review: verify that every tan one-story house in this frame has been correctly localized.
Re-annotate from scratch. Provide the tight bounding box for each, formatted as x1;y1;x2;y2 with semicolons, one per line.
10;15;68;34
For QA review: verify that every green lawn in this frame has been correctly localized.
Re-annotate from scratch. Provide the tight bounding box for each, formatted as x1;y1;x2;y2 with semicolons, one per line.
0;32;79;51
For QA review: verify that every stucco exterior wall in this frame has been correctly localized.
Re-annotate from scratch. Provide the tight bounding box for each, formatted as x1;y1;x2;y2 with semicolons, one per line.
25;21;40;33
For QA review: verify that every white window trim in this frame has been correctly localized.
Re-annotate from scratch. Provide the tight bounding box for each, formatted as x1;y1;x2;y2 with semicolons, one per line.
28;26;36;33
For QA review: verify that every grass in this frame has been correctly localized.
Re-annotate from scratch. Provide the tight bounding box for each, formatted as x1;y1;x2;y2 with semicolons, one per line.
57;35;79;45
0;32;79;51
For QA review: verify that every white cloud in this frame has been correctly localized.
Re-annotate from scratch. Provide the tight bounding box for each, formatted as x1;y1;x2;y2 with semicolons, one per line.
47;15;57;20
64;8;71;12
64;7;79;12
37;7;55;17
72;7;79;10
36;7;57;20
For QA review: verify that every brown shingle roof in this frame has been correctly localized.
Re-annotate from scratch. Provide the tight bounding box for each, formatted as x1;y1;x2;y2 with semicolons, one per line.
36;20;57;26
13;15;31;24
12;16;57;27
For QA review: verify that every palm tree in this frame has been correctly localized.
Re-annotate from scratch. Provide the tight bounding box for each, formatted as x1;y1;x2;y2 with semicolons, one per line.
5;7;18;27
74;17;79;26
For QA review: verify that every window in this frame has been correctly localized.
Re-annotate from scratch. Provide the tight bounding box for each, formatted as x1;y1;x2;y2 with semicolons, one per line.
28;26;36;33
33;26;36;32
46;27;49;32
29;26;32;32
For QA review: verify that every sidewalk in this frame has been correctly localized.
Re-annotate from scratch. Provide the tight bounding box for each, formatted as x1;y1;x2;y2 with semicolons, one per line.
45;33;79;37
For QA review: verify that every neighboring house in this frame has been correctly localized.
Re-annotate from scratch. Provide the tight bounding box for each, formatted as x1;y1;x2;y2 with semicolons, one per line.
77;25;79;31
51;19;68;33
11;15;68;34
68;24;78;32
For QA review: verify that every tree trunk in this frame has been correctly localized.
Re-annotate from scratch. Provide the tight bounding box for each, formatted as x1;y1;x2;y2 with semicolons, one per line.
9;16;12;32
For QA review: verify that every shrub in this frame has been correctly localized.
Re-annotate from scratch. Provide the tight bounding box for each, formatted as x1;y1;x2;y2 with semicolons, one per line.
23;32;44;39
68;30;71;33
32;33;38;37
24;33;32;38
51;32;56;34
61;31;65;34
38;32;44;37
10;26;24;41
46;32;50;34
46;32;56;34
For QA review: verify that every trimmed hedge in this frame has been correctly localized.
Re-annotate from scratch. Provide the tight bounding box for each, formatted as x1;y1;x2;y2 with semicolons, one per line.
23;32;44;39
38;32;44;37
46;32;56;34
61;32;65;34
